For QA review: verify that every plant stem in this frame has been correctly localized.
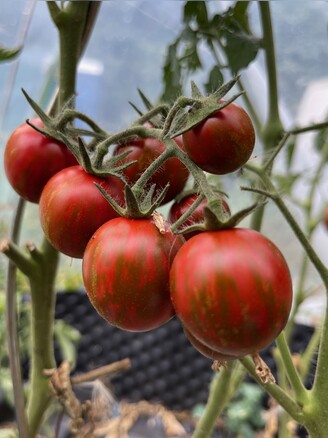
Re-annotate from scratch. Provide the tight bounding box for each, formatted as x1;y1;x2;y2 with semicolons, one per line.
192;363;235;438
239;356;305;424
311;297;328;405
26;240;59;438
275;332;308;406
5;198;29;438
257;171;328;286
250;2;284;232
49;2;91;109
258;1;283;151
24;3;96;436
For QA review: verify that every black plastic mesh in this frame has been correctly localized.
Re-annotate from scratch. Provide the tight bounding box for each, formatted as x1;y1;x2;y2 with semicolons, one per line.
54;290;315;413
54;290;214;411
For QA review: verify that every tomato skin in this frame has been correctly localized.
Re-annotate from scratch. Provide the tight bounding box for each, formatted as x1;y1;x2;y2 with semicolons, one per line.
168;193;230;240
82;217;184;332
183;327;237;361
170;228;293;356
39;166;124;258
182;101;255;175
113;135;189;204
4;119;77;203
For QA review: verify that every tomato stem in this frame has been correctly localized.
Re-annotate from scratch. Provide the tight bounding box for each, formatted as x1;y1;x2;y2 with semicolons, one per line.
275;332;309;406
26;241;59;438
93;125;151;169
258;2;284;152
239;356;305;424
192;362;235;438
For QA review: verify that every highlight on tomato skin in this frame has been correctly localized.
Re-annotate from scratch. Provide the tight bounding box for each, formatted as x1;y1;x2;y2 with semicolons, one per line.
39;165;125;259
170;228;293;357
4;118;77;203
182;100;256;175
82;216;185;332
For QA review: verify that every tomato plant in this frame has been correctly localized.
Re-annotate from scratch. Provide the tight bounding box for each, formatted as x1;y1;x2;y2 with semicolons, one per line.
82;216;184;331
182;101;255;175
4;118;77;203
113;133;189;204
168;192;230;239
39;165;124;258
170;228;293;357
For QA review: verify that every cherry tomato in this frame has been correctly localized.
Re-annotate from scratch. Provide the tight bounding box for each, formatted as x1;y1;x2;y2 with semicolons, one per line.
113;134;189;204
183;327;237;361
4;119;77;203
39;166;124;258
182;101;255;175
82;216;184;331
168;192;230;240
170;228;293;356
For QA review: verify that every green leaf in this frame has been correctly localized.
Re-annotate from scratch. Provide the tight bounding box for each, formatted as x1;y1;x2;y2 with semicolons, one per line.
223;24;260;74
231;1;252;33
183;1;209;28
205;65;224;94
161;42;183;102
178;26;202;72
0;45;22;62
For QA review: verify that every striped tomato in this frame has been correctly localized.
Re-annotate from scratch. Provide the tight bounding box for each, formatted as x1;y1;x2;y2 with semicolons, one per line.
82;215;184;332
183;327;237;362
168;192;230;240
170;228;293;357
39;166;124;258
182;100;255;175
113;134;189;205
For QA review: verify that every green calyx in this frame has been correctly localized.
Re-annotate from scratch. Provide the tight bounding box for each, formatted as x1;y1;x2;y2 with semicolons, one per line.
95;182;169;219
164;76;244;139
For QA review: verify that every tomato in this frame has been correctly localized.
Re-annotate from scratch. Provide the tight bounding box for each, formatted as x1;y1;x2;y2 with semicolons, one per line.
39;166;124;258
183;327;237;361
82;216;184;332
182;101;255;175
113;134;189;204
4;118;77;203
168;192;230;240
170;228;293;356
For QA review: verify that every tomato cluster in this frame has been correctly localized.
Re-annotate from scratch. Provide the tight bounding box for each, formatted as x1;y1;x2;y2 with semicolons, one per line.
4;99;293;358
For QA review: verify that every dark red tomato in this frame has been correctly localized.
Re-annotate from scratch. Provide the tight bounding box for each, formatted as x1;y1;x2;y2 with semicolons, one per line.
4;118;77;203
168;192;230;240
39;166;124;258
182;101;255;175
170;228;293;356
113;134;189;204
82;216;184;332
183;327;237;361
